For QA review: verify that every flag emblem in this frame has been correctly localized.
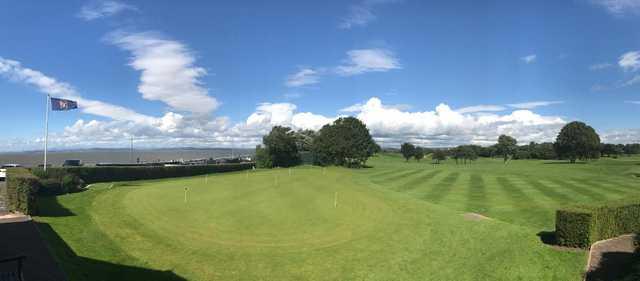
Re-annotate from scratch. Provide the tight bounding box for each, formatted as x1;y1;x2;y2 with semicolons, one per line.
51;97;78;111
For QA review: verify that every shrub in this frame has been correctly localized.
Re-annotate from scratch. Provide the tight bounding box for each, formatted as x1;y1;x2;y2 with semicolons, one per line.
556;198;640;248
5;168;40;215
31;163;254;184
38;178;66;196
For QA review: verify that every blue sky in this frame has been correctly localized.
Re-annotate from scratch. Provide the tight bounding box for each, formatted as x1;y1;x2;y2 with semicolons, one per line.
1;0;639;151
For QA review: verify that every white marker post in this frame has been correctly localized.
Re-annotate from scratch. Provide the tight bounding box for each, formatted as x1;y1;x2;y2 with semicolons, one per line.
334;191;338;208
184;187;188;203
246;170;249;179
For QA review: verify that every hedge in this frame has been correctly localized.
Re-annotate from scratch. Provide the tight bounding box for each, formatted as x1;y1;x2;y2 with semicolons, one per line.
5;168;40;215
556;198;640;248
31;162;255;184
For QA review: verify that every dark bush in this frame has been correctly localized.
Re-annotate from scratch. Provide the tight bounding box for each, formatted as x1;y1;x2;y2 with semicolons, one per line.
38;178;66;196
6;168;40;215
31;163;254;184
556;198;640;248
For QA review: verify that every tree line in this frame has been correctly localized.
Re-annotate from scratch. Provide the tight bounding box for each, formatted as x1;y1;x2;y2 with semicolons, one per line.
399;121;640;164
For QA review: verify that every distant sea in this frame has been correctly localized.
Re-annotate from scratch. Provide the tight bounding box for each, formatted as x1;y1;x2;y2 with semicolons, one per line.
0;148;254;167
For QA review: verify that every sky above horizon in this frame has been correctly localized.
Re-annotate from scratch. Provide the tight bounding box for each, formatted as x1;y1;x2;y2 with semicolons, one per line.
1;0;639;152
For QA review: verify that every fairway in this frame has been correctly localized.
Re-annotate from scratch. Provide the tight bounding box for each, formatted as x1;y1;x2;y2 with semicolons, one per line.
36;155;640;280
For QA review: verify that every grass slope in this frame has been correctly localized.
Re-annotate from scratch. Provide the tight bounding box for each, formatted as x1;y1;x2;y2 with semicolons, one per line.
35;155;640;280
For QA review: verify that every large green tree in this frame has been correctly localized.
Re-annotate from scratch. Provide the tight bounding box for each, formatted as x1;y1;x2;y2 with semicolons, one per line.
400;142;416;162
496;135;518;163
262;126;300;167
554;121;601;163
312;117;377;167
431;150;447;164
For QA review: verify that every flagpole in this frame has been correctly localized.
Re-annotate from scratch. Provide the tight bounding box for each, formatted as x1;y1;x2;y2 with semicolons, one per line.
44;94;50;172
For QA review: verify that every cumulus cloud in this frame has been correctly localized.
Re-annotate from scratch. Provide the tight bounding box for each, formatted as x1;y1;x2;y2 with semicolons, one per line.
107;31;219;114
602;129;640;144
335;49;401;76
285;68;321;87
0;57;157;124
507;101;564;109
339;97;567;147
619;51;640;71
77;0;137;21
521;54;537;64
339;0;401;29
591;0;640;16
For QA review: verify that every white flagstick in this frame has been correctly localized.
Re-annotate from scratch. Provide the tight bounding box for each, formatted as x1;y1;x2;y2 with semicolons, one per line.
246;170;249;179
184;187;188;203
334;191;338;208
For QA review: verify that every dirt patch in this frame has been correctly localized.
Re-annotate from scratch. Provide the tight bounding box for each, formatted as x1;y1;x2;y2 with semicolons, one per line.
462;212;491;221
585;234;638;281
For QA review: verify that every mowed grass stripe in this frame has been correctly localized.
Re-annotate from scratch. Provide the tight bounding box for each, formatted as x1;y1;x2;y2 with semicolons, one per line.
393;169;443;192
565;179;628;198
465;174;489;213
546;179;607;202
376;169;425;186
518;177;572;205
369;168;406;180
423;172;460;204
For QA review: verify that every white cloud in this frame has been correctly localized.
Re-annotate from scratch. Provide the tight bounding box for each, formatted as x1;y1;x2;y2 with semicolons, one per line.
591;0;640;16
335;49;401;76
77;0;137;21
521;54;537;64
0;57;157;124
341;97;567;147
619;51;640;71
285;68;320;87
507;101;564;109
589;63;613;70
602;129;640;144
622;75;640;87
626;100;640;104
456;105;506;114
107;31;220;114
339;0;401;29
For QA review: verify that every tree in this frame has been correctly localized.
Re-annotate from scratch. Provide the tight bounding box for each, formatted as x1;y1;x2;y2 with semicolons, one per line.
400;142;416;161
255;145;273;168
414;147;425;162
262;126;300;167
432;150;447;164
294;129;316;152
496;135;518;163
624;143;640;155
554;121;601;163
312;117;377;167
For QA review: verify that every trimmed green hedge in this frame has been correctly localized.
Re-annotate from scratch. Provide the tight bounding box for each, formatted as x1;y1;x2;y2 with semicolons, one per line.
31;163;255;184
556;198;640;248
6;168;40;215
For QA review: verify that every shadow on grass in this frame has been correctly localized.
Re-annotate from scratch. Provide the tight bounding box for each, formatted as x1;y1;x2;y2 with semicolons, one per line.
37;196;75;217
543;162;587;165
36;222;187;281
585;252;638;281
537;231;557;246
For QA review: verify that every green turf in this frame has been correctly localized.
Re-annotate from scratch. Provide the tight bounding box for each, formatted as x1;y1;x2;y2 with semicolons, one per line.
35;155;640;280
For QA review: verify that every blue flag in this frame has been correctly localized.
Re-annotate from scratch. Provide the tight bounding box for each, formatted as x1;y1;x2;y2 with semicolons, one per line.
51;97;78;111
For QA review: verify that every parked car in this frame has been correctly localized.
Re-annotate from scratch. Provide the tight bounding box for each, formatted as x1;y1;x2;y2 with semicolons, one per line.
0;169;6;181
62;160;83;167
1;164;21;168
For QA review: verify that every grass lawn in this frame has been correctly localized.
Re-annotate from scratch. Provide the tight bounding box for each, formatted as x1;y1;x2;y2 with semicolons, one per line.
35;154;640;280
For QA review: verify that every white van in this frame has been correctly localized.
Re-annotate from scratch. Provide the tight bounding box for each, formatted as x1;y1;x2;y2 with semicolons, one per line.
0;169;6;181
